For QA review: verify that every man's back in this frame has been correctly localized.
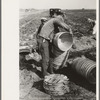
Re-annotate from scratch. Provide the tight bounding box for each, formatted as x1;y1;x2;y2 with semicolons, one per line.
39;15;65;40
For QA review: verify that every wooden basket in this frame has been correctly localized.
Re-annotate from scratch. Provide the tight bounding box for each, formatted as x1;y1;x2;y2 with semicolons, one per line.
43;74;69;96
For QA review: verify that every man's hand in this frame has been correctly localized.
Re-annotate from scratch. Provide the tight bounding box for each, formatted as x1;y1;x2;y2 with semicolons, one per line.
50;39;52;43
49;33;55;43
69;28;73;35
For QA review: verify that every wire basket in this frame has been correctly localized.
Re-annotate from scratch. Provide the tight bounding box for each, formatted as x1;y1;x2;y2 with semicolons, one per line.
43;74;70;96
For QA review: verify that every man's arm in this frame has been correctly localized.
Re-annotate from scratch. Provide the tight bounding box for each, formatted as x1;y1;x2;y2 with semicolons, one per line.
54;19;73;34
37;24;43;34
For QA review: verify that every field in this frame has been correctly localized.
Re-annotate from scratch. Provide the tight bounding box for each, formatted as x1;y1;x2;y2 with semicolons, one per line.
19;9;96;100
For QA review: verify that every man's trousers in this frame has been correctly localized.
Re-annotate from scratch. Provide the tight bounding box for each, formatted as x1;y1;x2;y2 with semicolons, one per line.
37;36;51;76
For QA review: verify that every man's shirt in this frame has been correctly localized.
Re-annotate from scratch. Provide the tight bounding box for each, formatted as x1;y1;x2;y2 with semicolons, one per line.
39;15;70;40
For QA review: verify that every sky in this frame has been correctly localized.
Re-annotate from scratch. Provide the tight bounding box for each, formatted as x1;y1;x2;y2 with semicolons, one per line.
20;0;96;9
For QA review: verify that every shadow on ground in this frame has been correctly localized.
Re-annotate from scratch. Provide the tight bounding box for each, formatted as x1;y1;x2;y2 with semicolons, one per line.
55;64;96;93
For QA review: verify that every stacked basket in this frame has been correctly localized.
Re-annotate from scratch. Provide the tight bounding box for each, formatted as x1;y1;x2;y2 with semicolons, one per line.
43;74;69;96
72;57;96;84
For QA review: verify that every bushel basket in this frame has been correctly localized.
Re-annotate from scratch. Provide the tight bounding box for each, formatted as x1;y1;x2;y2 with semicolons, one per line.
43;74;70;96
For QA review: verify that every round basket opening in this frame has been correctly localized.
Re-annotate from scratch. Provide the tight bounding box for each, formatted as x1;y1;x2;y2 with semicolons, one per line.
19;49;30;55
87;66;96;84
19;46;30;55
58;33;73;51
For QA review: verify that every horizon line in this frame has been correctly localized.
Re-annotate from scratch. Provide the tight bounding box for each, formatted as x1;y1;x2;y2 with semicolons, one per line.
19;8;96;10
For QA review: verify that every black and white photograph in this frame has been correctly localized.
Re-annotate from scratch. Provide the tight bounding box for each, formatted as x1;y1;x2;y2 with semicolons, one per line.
19;0;97;100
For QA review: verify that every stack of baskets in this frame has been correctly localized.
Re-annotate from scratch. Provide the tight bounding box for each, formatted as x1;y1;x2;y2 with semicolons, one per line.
72;57;96;84
43;74;69;96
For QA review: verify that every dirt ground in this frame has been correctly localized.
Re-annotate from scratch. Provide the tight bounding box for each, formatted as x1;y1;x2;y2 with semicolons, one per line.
19;9;96;100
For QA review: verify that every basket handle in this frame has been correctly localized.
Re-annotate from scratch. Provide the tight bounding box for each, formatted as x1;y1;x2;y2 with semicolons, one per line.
60;50;70;69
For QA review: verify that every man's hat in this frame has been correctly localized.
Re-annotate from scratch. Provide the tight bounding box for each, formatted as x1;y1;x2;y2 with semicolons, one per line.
41;17;47;22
